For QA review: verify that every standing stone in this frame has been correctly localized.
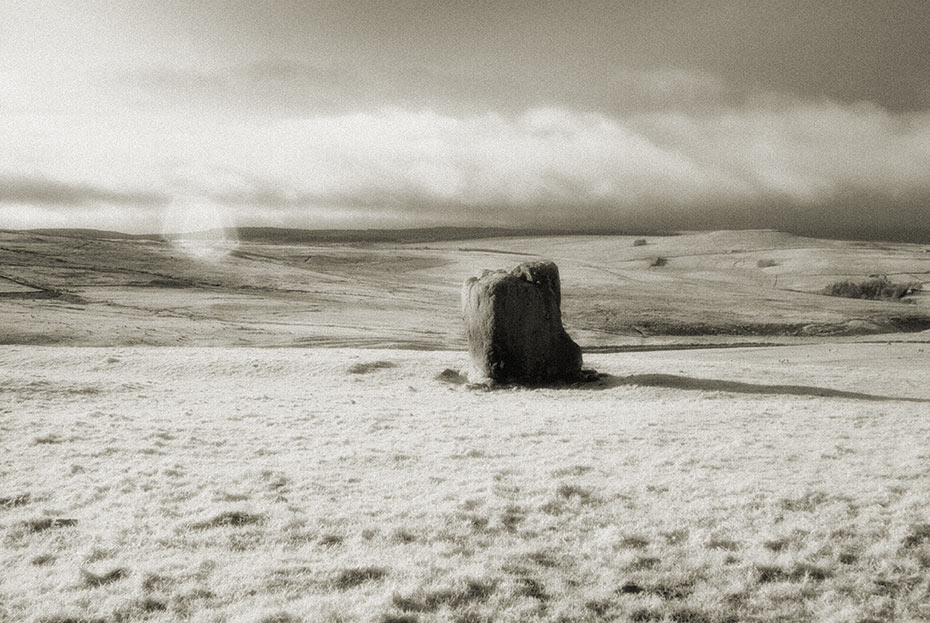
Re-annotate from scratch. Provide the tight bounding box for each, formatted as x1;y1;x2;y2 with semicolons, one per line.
462;260;582;383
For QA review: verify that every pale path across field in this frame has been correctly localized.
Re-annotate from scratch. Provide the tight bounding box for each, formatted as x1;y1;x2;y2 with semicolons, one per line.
3;344;930;622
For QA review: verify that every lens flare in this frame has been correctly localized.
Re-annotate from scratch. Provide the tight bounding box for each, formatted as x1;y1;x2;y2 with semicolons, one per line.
161;203;239;261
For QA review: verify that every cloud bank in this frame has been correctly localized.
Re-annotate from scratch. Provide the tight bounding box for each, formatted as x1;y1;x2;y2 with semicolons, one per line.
3;96;930;240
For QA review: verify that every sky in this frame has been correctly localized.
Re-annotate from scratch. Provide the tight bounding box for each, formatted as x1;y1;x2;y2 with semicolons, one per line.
2;0;930;239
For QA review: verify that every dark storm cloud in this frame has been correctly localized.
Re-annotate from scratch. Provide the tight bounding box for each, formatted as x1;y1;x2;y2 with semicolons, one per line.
123;0;930;112
121;60;743;117
0;174;169;207
123;61;362;115
3;2;930;238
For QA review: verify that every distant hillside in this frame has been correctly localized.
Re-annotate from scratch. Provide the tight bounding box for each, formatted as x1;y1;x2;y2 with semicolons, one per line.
13;228;160;240
2;227;929;347
15;226;636;244
226;226;533;244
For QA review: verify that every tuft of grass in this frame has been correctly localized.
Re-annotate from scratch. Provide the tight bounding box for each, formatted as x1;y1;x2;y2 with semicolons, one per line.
347;361;397;374
32;434;65;444
669;607;712;623
0;493;31;508
662;529;689;544
137;598;168;613
141;573;174;593
555;484;595;504
22;518;77;532
649;581;693;600
190;511;263;529
763;538;791;552
319;534;344;547
755;565;786;583
788;563;831;581
586;599;613;616
110;597;169;620
633;238;648;246
539;500;565;515
333;566;388;589
259;613;302;623
706;538;740;551
628;556;661;570
550;465;593;477
445;579;497;606
514;577;548;601
525;550;559;568
618;535;650;549
500;506;525;531
80;567;129;587
393;578;497;612
465;514;489;531
631;607;662;622
823;276;917;300
902;523;930;548
780;491;828;512
753;563;830;583
392;528;417;544
392;594;431;613
265;565;318;593
170;588;219;618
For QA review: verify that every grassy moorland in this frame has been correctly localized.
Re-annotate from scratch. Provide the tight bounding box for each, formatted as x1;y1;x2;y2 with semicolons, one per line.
2;229;930;622
1;228;929;349
3;344;930;623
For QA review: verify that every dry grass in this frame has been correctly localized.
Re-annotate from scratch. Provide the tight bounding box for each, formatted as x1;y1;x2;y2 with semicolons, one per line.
0;493;31;508
20;518;78;533
190;511;265;530
334;566;389;590
3;345;930;622
80;568;130;588
348;361;398;374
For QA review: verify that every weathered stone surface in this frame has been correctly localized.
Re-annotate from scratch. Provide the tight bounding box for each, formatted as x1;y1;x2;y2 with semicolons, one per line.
461;260;582;383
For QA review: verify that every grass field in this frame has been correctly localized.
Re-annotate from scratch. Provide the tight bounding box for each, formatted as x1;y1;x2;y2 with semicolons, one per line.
3;344;930;623
2;228;929;350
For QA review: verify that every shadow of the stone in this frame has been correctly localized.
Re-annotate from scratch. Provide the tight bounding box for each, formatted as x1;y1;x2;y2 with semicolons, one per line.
451;369;928;402
598;373;929;403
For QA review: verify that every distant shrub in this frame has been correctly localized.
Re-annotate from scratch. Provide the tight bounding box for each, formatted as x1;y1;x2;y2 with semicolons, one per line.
824;276;917;301
632;238;648;247
756;259;777;268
